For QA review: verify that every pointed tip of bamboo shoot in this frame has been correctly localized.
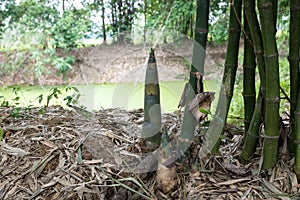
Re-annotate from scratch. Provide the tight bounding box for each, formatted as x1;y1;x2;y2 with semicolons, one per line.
148;48;156;63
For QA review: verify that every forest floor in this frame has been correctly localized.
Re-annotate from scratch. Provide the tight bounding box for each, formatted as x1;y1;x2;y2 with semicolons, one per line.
0;40;299;199
0;106;298;199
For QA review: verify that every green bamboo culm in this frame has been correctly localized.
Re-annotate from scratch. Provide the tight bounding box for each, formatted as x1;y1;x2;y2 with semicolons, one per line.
289;0;300;154
290;0;300;176
242;14;256;133
142;48;162;149
222;0;242;114
191;0;210;77
258;0;280;169
294;91;300;177
241;90;262;161
291;91;300;178
176;0;209;159
243;0;266;95
200;0;242;155
240;0;266;161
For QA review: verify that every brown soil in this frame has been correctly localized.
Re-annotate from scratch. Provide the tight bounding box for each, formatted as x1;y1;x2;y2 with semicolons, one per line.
0;38;226;86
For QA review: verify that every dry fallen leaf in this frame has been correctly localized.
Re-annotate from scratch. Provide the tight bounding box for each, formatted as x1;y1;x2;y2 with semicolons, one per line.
222;163;249;175
186;92;215;121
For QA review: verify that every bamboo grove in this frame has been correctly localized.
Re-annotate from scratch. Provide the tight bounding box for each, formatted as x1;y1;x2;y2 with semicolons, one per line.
204;0;300;176
142;0;300;179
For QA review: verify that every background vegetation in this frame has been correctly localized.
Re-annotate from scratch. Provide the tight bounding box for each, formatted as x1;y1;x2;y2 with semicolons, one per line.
0;0;291;126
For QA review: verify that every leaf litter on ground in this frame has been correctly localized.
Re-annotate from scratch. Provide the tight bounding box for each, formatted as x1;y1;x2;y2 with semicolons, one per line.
0;105;299;199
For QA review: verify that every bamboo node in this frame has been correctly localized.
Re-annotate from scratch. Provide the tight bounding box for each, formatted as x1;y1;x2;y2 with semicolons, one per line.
243;64;256;69
293;139;300;145
178;137;193;144
244;119;251;124
264;53;278;58
265;97;280;104
258;2;272;10
190;72;202;94
290;6;300;11
291;100;298;104
288;55;300;62
190;72;202;77
254;49;264;55
194;28;208;33
261;133;279;140
224;64;237;68
242;93;256;97
229;28;240;33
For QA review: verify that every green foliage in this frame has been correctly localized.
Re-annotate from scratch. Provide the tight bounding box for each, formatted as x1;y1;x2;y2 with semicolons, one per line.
0;47;75;78
0;85;33;118
208;1;229;44
52;55;75;78
49;10;92;49
0;85;82;117
199;108;211;115
145;0;195;40
35;86;81;108
46;87;62;107
228;71;244;127
0;128;4;141
209;16;229;44
2;0;92;49
64;86;81;106
0;0;92;80
279;57;290;112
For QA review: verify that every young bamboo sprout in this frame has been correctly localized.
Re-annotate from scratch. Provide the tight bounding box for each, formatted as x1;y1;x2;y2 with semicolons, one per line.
142;48;162;149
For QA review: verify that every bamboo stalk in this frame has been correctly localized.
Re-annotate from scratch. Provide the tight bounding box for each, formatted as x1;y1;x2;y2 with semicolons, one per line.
200;0;242;155
222;0;242;110
242;14;256;133
258;0;280;169
240;90;262;161
191;0;209;83
289;0;300;154
294;90;300;177
290;0;300;176
142;48;162;149
243;0;266;95
240;0;266;161
176;0;209;159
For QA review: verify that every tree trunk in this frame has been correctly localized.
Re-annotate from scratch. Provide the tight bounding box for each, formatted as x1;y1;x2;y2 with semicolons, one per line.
258;0;280;169
144;0;147;42
117;0;124;43
62;0;65;13
101;0;107;44
111;1;117;42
